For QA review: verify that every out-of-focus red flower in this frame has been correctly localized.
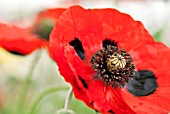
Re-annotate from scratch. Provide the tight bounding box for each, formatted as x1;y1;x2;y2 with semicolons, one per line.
0;23;47;55
50;6;170;114
0;8;66;55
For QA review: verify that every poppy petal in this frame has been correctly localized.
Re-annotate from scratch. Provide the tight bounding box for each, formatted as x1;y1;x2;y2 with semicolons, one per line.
121;43;170;113
50;6;104;61
93;9;154;51
0;23;47;55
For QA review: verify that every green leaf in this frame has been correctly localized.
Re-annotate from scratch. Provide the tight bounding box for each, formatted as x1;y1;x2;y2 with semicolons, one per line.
153;30;163;42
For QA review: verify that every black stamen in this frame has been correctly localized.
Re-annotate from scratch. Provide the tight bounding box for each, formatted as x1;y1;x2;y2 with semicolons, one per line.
102;39;117;48
108;110;115;114
9;51;25;56
91;45;135;88
127;70;158;96
78;76;88;89
69;38;85;60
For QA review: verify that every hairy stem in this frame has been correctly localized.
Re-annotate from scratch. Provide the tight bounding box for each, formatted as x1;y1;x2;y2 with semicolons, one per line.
26;86;69;114
64;87;73;111
18;50;42;114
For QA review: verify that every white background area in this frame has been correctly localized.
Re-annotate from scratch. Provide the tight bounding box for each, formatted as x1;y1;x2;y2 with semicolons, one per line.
0;0;170;45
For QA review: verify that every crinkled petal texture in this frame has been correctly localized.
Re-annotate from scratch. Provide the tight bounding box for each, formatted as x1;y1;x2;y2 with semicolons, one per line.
121;42;170;114
0;23;47;55
50;6;170;114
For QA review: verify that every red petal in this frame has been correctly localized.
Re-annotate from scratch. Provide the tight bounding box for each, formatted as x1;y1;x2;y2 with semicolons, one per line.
122;42;170;113
50;6;103;60
50;41;92;108
0;23;47;54
93;9;154;51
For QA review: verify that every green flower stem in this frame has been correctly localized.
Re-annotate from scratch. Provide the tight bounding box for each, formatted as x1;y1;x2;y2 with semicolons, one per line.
18;50;42;114
64;87;73;111
26;86;69;114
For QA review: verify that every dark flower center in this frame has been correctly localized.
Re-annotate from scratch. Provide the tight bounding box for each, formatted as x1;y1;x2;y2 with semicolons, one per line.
32;18;54;41
90;45;135;88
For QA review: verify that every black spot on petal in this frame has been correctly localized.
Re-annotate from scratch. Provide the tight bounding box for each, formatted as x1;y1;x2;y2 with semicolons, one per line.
134;70;155;80
102;39;117;48
108;110;115;114
69;38;85;60
9;51;25;56
127;70;158;96
73;78;81;90
90;101;94;106
78;76;88;89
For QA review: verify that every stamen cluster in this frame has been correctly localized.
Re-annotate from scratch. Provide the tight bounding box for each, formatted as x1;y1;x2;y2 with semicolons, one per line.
91;45;135;88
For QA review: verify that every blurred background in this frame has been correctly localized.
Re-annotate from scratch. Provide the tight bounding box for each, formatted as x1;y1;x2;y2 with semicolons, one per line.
0;0;170;114
0;0;170;45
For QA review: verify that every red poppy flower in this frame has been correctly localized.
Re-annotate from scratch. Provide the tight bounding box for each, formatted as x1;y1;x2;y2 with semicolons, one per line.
0;23;47;55
50;6;170;114
0;8;65;55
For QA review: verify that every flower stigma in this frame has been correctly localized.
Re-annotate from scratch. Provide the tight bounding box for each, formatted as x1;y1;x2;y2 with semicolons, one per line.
107;53;126;73
91;45;135;88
